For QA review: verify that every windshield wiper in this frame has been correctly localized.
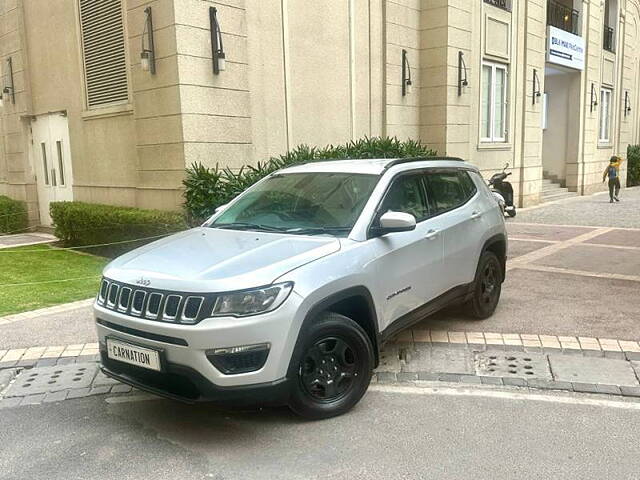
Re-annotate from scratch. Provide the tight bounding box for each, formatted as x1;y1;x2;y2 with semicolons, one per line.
212;222;288;232
285;226;351;236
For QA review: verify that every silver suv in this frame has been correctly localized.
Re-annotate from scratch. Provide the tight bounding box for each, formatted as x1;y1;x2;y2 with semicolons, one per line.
95;157;507;419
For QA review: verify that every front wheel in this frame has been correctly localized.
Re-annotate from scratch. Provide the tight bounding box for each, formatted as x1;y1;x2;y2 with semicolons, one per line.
465;251;503;319
288;313;374;420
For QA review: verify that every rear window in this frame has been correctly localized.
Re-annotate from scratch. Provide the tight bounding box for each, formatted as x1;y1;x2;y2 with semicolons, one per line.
425;170;474;214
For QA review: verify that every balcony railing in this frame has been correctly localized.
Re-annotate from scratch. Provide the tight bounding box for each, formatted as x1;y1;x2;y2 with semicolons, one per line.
547;0;580;35
483;0;511;12
603;25;615;52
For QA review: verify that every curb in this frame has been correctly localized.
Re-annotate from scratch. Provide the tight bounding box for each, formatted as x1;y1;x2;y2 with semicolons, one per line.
389;329;640;361
0;298;94;326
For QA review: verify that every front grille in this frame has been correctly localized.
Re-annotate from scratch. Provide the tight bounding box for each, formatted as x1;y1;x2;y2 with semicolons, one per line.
96;278;213;324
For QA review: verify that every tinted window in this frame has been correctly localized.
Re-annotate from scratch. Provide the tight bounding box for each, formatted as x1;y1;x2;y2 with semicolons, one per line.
425;171;468;213
458;171;477;198
380;174;429;221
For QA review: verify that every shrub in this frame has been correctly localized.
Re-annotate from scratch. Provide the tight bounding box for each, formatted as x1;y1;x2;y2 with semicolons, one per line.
627;145;640;187
0;195;28;234
50;201;188;257
183;136;437;223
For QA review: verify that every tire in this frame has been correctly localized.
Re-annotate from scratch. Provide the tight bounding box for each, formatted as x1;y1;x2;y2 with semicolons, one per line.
465;251;502;319
288;312;374;420
507;209;516;218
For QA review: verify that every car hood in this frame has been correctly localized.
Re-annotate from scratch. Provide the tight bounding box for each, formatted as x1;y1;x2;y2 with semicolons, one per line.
103;227;341;292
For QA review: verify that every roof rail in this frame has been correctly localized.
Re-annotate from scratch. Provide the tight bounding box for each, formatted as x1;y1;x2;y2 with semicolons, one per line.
383;156;464;170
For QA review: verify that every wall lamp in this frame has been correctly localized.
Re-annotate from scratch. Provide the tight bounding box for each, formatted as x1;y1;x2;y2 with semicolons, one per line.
401;49;412;96
624;91;632;117
210;7;226;74
590;83;598;113
0;57;15;107
532;69;542;105
457;51;468;96
140;7;156;74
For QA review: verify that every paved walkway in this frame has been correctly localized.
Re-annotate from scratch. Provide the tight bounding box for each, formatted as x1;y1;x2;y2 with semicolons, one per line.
0;232;56;249
515;185;640;227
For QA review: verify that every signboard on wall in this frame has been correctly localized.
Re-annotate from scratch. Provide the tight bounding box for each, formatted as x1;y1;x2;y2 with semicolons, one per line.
546;26;585;70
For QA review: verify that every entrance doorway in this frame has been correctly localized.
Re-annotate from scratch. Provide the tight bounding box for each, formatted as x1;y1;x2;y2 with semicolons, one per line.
31;113;74;226
541;65;581;190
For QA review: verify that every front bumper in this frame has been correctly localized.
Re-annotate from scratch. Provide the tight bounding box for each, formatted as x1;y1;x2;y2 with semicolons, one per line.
94;290;304;395
100;350;290;405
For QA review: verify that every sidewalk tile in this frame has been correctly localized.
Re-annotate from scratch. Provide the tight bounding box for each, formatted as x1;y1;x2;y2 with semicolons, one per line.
578;337;601;350
2;349;26;362
465;332;485;345
41;346;65;359
430;330;449;343
598;339;622;352
618;341;640;353
448;332;467;344
484;333;504;345
412;329;431;343
0;350;7;362
20;394;46;406
395;330;413;343
539;335;561;349
502;334;522;346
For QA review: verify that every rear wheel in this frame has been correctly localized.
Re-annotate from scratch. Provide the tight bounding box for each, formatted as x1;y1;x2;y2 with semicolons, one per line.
288;313;374;420
465;251;502;319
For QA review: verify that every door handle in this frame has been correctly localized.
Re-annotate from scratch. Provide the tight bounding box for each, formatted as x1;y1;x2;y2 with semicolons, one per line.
471;211;482;220
51;169;57;187
425;229;439;240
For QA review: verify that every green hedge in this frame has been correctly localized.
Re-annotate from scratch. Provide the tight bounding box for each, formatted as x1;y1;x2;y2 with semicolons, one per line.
627;145;640;187
50;201;188;257
0;195;28;234
183;136;437;223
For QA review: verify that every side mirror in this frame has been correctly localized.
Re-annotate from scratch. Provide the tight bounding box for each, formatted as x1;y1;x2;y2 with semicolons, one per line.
214;203;228;214
504;162;509;169
377;211;416;235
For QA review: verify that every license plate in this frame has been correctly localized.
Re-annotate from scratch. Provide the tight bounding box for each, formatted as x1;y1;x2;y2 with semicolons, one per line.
106;338;162;372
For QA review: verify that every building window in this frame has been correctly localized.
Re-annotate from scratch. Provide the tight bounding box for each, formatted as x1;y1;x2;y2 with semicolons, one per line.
481;62;508;143
79;0;129;108
599;88;612;143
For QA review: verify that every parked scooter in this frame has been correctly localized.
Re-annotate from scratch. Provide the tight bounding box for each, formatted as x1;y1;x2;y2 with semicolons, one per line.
489;163;516;217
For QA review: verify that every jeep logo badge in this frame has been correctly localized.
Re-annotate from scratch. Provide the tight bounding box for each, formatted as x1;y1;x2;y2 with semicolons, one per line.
136;277;151;287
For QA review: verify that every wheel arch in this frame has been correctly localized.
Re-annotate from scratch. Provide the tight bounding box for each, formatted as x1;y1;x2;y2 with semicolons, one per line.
287;286;381;378
481;233;507;281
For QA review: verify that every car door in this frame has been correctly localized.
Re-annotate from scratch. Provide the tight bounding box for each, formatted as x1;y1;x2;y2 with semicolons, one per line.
424;169;484;289
369;172;445;332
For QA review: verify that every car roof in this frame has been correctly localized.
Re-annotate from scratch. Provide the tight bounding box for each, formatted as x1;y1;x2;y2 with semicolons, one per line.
277;157;477;176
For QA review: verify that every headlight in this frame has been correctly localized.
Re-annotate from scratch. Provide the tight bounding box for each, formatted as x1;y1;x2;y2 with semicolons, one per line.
212;282;293;317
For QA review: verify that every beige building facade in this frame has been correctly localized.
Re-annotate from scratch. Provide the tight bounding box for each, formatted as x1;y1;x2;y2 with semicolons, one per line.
0;0;639;226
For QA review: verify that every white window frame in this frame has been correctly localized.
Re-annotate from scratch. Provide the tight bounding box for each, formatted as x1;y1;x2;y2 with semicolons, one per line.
480;61;509;143
599;87;612;143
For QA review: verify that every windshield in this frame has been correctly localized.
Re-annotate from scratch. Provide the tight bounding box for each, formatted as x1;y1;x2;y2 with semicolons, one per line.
209;172;379;235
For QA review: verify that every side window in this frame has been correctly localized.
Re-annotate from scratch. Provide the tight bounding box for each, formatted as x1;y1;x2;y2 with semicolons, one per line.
380;174;429;221
458;171;477;198
425;171;468;214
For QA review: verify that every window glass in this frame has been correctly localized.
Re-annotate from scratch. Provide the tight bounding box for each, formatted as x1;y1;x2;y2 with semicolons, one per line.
481;65;492;139
481;62;508;142
599;88;612;142
458;171;477;198
56;141;65;186
380;174;429;221
426;171;468;213
211;172;379;235
494;67;506;140
41;143;49;186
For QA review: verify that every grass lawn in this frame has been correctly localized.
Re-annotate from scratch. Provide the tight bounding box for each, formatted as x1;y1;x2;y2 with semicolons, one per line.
0;245;108;317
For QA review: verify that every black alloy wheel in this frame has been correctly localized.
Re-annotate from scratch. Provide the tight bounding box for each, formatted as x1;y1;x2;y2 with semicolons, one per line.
288;313;374;419
300;336;360;402
466;250;502;319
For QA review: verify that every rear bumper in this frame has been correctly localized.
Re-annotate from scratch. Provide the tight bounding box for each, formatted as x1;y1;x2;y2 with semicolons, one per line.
100;350;291;406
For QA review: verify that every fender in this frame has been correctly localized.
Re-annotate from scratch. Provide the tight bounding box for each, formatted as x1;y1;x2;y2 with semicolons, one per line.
481;233;508;281
286;286;381;378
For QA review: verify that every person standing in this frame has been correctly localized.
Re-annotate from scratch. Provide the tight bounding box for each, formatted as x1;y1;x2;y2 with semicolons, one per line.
602;155;625;203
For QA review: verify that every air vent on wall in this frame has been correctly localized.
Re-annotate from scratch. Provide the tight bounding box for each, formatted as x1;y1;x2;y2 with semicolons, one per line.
79;0;129;108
